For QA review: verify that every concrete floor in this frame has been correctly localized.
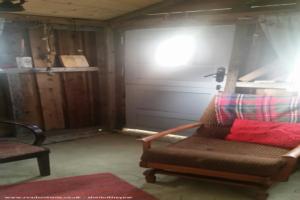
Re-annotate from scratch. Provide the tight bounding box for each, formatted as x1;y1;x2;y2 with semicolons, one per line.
1;133;300;200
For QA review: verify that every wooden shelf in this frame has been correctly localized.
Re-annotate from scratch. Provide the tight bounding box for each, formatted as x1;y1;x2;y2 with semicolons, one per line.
236;81;289;89
0;67;99;74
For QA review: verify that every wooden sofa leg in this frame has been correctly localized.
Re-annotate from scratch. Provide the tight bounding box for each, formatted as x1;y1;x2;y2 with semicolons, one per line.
37;153;50;176
143;169;157;183
251;186;269;200
254;191;269;200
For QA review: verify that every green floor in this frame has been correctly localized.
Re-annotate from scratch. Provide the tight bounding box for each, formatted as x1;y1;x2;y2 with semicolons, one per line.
1;133;300;200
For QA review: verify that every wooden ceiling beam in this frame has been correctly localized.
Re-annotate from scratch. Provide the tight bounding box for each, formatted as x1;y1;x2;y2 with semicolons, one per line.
109;0;187;25
146;0;297;13
146;0;239;14
0;13;107;27
113;4;300;30
111;0;297;20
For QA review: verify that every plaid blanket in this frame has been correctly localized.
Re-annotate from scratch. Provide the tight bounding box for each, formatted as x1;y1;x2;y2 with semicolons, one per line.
215;94;300;125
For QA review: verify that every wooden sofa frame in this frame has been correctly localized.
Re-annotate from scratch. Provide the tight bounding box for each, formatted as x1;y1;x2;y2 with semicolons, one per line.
139;121;300;199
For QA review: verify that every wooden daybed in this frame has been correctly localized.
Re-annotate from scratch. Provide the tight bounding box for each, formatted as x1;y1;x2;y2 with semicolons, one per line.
139;96;300;200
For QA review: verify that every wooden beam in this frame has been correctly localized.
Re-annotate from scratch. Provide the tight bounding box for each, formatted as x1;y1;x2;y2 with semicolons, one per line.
238;67;269;82
113;6;300;30
224;24;256;93
114;30;126;129
109;0;186;25
0;13;106;27
238;58;290;82
95;30;108;128
51;24;101;32
236;81;289;89
106;27;117;130
145;0;236;14
238;59;281;82
146;0;297;15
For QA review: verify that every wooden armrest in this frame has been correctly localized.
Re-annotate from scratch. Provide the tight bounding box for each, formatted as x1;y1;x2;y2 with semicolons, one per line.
283;145;300;159
0;120;45;146
275;145;300;181
139;122;203;150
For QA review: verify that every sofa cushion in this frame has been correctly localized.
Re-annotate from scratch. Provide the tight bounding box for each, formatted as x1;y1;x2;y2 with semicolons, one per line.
141;136;289;177
215;94;300;125
226;119;300;149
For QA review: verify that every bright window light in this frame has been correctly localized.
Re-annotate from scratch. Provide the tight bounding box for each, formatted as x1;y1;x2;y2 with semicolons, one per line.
155;34;196;70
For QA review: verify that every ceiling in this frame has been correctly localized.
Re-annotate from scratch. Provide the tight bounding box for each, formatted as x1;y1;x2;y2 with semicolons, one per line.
8;0;162;20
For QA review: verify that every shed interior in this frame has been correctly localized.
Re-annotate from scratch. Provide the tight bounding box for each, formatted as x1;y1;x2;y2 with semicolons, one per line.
0;1;300;200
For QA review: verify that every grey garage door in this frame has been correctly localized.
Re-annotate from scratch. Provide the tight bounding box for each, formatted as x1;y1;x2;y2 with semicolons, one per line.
125;25;235;134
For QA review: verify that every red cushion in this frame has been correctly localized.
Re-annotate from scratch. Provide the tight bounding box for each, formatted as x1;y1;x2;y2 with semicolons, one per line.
226;119;300;149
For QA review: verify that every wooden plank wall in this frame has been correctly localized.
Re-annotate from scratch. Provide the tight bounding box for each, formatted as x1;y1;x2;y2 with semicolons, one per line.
0;24;43;126
56;30;98;128
6;74;43;126
29;27;65;130
0;23;102;131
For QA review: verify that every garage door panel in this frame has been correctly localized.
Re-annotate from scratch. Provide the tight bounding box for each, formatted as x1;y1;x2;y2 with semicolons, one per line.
135;113;198;136
136;89;212;115
126;84;215;128
126;64;227;82
125;25;235;133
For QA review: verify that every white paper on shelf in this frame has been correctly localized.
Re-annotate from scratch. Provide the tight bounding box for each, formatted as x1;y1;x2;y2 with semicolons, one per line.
16;57;33;68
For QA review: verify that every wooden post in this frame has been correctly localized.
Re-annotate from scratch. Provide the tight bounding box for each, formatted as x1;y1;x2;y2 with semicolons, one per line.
106;28;117;130
114;30;126;129
96;29;107;129
224;24;256;93
96;27;117;131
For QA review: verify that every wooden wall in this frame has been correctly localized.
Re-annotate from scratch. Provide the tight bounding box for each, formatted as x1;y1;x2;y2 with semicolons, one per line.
0;22;104;131
0;12;285;134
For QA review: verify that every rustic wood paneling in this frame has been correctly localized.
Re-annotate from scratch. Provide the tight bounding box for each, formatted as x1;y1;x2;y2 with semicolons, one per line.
0;22;102;131
0;24;43;127
83;31;101;126
0;75;13;136
56;30;98;128
86;72;101;126
0;75;11;122
35;74;65;130
82;31;98;66
6;73;43;126
61;72;92;128
13;0;161;20
29;27;65;130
